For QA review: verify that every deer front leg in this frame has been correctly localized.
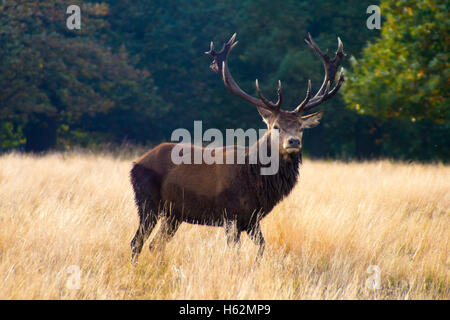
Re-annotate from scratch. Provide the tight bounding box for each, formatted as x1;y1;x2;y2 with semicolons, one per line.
247;223;265;257
224;220;241;247
148;217;180;252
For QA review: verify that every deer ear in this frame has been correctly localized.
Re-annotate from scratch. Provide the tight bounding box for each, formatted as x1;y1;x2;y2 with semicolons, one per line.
301;111;324;129
256;106;273;124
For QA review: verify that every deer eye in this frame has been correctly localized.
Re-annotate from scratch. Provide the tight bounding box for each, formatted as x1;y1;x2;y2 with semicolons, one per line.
273;125;280;130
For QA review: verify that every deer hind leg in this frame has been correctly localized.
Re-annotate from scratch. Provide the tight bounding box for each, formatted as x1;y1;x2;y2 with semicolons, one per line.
224;220;241;247
130;164;161;262
148;216;181;251
247;223;265;257
131;208;158;263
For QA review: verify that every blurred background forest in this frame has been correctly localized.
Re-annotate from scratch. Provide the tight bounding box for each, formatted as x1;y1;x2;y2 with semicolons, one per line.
0;0;448;161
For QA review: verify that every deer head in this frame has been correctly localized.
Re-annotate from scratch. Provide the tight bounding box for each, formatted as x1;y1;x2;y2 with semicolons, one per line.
206;33;346;157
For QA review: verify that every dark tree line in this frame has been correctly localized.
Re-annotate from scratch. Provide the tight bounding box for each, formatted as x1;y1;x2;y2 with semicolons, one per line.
1;0;448;161
0;1;167;151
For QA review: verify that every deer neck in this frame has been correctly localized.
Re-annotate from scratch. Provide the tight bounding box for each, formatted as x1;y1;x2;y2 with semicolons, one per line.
246;132;301;213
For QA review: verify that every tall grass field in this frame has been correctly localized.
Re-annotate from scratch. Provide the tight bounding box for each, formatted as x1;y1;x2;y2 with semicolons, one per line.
0;152;448;299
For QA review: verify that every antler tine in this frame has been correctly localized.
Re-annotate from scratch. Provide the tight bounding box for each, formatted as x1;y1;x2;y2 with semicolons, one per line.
208;34;274;112
228;32;237;46
322;68;345;100
300;68;345;113
321;80;331;101
255;79;275;108
205;41;215;56
337;37;343;54
299;81;332;112
255;79;282;111
305;33;326;58
293;34;345;115
275;80;282;108
293;80;312;114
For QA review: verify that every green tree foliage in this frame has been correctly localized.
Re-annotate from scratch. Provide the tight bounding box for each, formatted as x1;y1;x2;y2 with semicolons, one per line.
0;1;167;151
343;0;449;122
342;0;449;160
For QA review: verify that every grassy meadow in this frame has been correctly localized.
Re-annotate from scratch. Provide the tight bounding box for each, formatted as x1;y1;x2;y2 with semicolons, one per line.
0;151;448;299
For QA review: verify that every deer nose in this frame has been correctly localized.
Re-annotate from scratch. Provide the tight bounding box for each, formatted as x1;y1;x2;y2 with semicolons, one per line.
287;138;300;148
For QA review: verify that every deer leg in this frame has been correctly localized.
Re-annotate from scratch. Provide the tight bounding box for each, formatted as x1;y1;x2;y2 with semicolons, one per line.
130;164;161;262
148;217;180;251
131;208;158;263
247;223;265;257
224;220;241;246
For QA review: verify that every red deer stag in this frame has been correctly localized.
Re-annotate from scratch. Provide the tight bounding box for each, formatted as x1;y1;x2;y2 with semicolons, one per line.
130;33;345;261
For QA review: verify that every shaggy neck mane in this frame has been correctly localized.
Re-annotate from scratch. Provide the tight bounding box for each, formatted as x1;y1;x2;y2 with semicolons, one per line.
245;133;301;214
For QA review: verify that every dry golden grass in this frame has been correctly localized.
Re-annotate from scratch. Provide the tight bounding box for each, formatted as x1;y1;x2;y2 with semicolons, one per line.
0;151;448;299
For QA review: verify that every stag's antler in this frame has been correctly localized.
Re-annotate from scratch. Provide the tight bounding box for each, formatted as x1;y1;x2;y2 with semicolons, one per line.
206;33;345;115
205;33;282;112
293;33;346;115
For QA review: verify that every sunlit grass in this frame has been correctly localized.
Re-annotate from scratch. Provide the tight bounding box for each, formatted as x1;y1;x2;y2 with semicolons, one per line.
0;152;448;299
